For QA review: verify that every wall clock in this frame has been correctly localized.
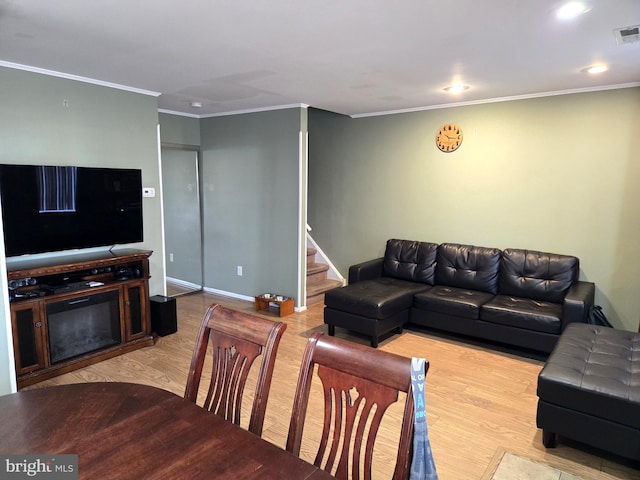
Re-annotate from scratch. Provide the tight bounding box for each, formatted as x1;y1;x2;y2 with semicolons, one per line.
435;123;463;152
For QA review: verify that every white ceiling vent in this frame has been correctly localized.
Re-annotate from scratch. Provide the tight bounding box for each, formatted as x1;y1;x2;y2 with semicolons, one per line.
613;25;640;45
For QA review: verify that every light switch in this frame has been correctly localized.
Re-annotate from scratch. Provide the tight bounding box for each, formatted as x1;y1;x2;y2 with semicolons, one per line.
143;187;155;197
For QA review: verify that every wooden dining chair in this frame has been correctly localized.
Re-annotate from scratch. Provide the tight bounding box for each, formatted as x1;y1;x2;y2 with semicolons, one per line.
184;303;287;437
286;332;425;480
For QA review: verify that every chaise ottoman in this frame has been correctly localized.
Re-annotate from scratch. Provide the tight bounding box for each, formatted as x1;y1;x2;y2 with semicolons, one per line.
324;239;437;347
324;277;430;347
536;322;640;461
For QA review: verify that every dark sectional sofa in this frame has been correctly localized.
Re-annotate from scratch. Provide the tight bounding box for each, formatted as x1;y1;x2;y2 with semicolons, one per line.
324;239;595;352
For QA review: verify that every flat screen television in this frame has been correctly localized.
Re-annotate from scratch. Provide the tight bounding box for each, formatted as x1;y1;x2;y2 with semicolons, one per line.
0;164;143;257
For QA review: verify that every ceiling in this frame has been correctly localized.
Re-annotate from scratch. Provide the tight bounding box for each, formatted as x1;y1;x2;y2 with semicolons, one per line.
0;0;638;118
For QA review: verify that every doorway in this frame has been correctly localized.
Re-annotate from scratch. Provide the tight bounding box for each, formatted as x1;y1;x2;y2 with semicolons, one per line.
160;145;203;296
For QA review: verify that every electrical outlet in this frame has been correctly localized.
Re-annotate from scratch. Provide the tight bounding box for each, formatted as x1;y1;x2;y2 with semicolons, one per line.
142;187;155;198
237;266;243;276
169;253;174;262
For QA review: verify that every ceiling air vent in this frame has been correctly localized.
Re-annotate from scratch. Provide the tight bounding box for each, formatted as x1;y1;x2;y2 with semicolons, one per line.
613;25;640;45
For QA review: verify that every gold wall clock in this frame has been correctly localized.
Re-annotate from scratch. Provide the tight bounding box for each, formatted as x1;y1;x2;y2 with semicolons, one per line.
436;123;463;152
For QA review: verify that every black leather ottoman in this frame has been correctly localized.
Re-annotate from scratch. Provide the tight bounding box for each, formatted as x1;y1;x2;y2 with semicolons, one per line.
536;323;640;461
324;277;430;347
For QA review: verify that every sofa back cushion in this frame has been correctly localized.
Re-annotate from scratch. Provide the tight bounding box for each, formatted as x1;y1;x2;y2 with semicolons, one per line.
383;239;438;284
499;249;579;303
435;243;502;294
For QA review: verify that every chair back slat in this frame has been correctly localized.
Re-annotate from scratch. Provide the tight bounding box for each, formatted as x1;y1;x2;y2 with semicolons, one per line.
203;334;259;425
287;332;427;480
185;304;287;436
316;366;399;479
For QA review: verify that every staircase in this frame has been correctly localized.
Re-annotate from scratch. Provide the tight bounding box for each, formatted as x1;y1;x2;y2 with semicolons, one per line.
306;247;343;306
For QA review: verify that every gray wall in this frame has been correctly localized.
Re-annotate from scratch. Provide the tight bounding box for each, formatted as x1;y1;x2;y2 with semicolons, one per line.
308;87;640;332
199;108;304;302
0;66;164;394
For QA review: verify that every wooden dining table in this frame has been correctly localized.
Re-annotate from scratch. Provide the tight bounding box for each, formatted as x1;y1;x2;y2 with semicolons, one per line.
0;382;334;479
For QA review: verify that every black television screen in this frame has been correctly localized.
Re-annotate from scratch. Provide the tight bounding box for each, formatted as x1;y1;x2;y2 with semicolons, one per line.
0;164;143;257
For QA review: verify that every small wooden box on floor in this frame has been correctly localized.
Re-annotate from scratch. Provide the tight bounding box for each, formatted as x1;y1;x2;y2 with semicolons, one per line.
254;294;294;317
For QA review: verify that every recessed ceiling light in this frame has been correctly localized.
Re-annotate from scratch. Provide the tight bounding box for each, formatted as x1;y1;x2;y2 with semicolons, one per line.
583;64;608;74
190;102;203;108
556;2;590;20
443;84;470;94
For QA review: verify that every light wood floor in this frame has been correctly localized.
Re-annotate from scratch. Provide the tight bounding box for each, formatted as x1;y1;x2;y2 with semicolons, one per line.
26;292;640;480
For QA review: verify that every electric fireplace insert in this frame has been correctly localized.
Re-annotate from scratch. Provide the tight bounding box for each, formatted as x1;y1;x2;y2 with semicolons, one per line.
46;289;121;364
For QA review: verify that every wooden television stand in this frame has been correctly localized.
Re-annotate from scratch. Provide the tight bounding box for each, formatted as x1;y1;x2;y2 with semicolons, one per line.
7;249;155;389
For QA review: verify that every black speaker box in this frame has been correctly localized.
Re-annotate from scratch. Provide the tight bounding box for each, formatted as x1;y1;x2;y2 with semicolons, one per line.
150;295;177;336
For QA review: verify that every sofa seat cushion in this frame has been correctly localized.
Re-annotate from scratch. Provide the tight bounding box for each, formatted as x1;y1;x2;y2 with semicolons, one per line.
537;323;640;428
324;278;431;320
413;286;494;320
481;295;562;334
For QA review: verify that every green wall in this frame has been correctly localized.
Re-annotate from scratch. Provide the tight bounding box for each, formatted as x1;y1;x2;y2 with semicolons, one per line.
199;108;304;302
308;88;640;332
159;112;201;147
0;66;164;394
159;109;308;304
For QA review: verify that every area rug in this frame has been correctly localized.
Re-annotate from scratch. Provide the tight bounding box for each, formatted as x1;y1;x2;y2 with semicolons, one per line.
482;448;583;480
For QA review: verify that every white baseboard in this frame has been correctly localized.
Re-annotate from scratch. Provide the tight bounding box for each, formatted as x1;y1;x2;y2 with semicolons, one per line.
166;277;201;291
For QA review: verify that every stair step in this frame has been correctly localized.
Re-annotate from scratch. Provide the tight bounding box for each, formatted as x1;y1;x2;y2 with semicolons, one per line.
307;262;329;276
306;279;342;306
306;247;317;265
307;262;329;284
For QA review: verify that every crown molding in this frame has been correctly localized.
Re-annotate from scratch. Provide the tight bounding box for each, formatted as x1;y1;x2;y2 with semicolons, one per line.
157;109;201;119
351;83;640;118
158;104;308;119
0;61;161;97
198;103;308;118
